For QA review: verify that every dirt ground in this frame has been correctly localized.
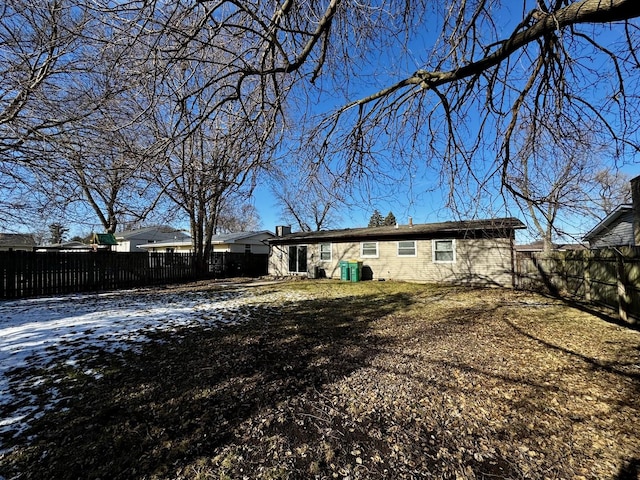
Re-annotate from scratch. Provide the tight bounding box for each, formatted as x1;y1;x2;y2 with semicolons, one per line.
1;280;638;479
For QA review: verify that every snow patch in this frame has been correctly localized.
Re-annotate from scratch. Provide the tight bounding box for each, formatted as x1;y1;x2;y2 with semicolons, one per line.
0;285;311;452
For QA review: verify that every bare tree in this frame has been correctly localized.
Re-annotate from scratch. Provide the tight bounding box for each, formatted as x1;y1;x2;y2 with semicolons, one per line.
507;124;600;251
26;82;161;233
270;162;344;232
156;123;268;273
216;197;262;234
135;4;283;274
311;0;640;216
591;169;632;216
3;0;639;240
0;0;98;224
0;0;92;159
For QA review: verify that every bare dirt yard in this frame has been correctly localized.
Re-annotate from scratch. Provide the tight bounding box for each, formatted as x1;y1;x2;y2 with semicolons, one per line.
0;280;639;479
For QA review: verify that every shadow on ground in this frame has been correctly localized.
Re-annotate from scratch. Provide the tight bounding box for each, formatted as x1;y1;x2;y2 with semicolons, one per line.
0;291;412;479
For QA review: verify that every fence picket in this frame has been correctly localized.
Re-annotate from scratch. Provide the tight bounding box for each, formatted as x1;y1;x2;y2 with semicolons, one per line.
516;247;640;324
0;251;268;299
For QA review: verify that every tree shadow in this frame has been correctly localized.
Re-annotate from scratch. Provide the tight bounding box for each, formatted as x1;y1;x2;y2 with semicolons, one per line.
503;317;640;382
616;458;640;480
0;291;412;480
521;254;639;331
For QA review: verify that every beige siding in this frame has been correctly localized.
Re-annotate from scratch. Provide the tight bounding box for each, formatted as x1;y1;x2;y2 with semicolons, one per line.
269;238;515;286
269;244;291;276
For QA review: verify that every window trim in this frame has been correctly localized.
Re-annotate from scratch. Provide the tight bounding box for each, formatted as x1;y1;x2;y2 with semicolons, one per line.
432;239;456;263
319;242;332;262
397;240;417;257
360;241;379;258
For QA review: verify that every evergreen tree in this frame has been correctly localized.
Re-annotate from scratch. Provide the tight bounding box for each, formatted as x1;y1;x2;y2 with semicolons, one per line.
368;209;384;227
49;223;69;244
383;211;397;226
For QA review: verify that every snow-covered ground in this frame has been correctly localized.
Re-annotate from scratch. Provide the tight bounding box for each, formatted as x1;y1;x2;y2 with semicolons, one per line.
0;283;310;453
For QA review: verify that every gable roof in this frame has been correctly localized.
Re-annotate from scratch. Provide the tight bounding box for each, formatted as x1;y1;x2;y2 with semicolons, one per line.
270;218;525;244
0;233;36;248
582;204;633;241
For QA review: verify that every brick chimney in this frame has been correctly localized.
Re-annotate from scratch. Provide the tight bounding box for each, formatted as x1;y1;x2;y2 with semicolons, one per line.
275;225;291;237
632;175;640;246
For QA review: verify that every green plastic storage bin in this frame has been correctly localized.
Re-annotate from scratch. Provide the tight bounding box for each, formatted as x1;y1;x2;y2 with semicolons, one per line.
348;261;362;282
339;260;350;281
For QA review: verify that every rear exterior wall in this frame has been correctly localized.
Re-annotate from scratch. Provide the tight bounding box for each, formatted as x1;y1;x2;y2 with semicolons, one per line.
269;238;515;287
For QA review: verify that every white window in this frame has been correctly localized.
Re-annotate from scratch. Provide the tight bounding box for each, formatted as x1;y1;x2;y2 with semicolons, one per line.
319;243;332;261
433;239;455;263
398;240;416;257
361;241;378;258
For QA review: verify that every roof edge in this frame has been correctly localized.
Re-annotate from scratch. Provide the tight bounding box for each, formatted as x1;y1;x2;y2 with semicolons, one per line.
270;217;525;243
582;204;633;240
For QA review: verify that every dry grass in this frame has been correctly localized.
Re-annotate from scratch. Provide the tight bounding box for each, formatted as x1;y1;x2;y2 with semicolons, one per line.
0;280;638;479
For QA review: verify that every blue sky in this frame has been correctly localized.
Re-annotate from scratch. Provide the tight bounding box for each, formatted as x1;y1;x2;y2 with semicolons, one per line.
5;2;639;245
245;8;640;244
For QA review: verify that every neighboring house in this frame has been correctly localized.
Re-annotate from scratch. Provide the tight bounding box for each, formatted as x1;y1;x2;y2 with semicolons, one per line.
582;174;640;248
582;204;636;248
36;241;92;252
113;226;191;252
138;231;274;254
268;218;526;287
0;233;36;252
515;240;587;256
138;240;193;253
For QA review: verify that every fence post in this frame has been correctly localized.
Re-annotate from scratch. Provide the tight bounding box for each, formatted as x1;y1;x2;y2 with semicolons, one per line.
583;250;591;303
615;249;630;323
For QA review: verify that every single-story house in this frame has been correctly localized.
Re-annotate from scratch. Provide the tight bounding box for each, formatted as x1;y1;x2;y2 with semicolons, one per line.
138;231;274;254
268;218;526;287
36;241;92;252
113;226;191;252
0;233;36;252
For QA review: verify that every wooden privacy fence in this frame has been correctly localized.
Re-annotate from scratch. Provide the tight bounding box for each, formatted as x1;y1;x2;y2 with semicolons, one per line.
0;251;268;299
516;247;640;324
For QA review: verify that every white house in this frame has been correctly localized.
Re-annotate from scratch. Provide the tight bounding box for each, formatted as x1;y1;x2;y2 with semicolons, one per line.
138;231;274;254
0;233;36;252
113;226;191;252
